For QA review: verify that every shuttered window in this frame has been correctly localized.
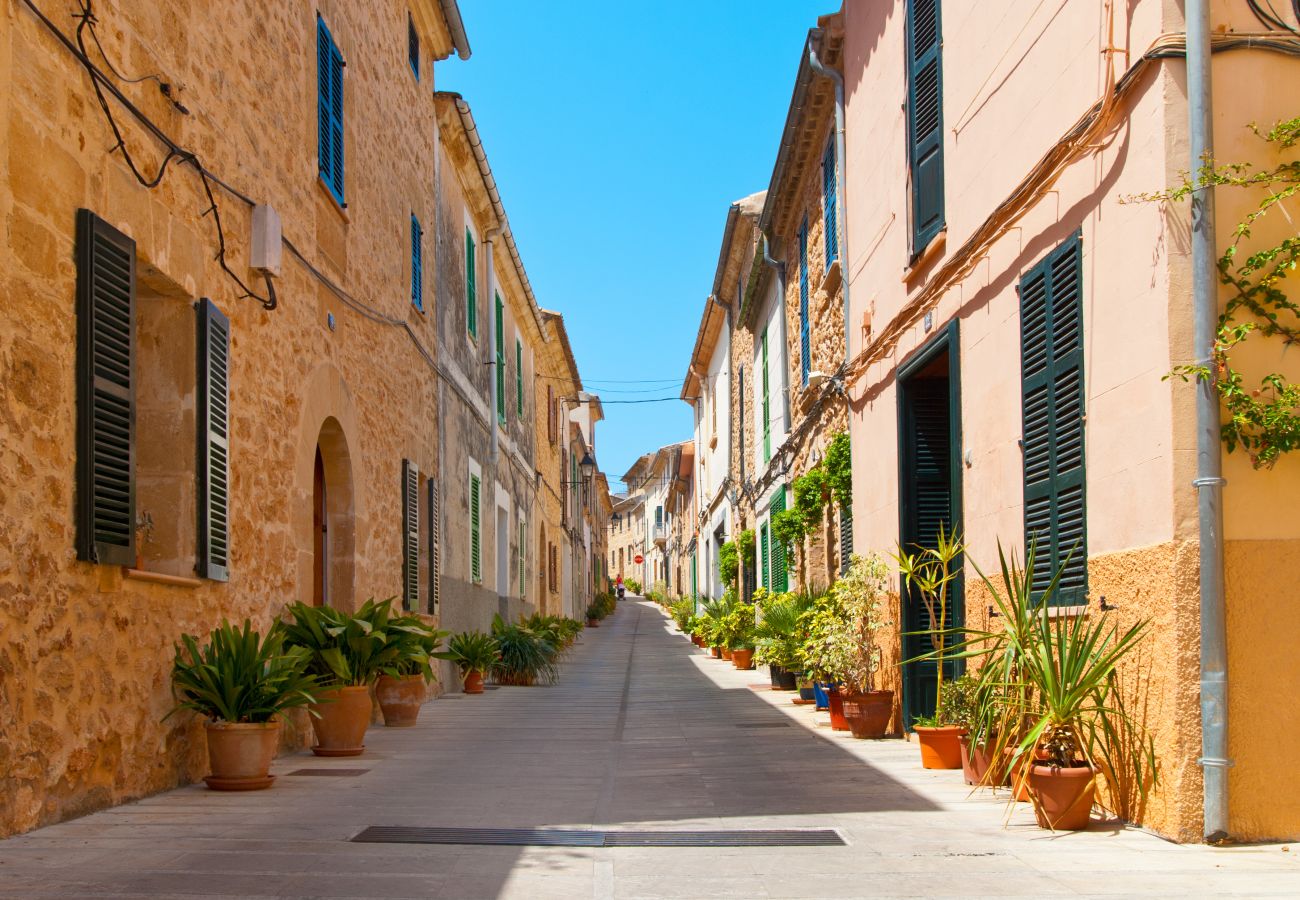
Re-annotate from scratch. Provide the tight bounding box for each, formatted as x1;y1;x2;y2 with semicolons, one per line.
316;15;345;206
465;229;477;338
410;215;423;311
408;13;419;80
470;472;482;583
839;505;853;577
401;459;419;610
798;218;810;385
196;298;231;581
495;294;506;423
759;522;770;589
427;478;440;613
823;137;838;268
769;489;789;593
906;0;944;255
515;339;524;415
546;385;555;443
1020;233;1087;606
76;209;136;567
761;329;771;462
518;517;526;597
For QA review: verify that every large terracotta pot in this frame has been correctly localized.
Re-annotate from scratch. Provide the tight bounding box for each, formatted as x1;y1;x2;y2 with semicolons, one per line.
731;648;755;670
841;690;893;739
463;670;485;694
827;687;849;731
721;648;734;661
204;720;280;791
959;736;1010;787
915;724;965;769
310;685;371;757
376;674;425;727
1029;764;1096;831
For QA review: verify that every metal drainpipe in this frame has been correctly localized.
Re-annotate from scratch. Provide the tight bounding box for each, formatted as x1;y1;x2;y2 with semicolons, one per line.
485;228;500;466
1186;0;1230;844
762;235;792;433
808;45;851;362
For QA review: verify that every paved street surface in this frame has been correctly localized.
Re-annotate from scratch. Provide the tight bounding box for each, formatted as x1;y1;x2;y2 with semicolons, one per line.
2;599;1297;899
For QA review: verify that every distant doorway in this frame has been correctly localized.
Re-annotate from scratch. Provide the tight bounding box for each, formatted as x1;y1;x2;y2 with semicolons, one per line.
311;418;355;610
313;447;327;606
896;321;964;728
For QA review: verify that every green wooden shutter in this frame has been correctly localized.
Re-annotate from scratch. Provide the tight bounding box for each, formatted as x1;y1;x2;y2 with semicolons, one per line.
75;209;136;567
196;298;230;581
495;293;505;422
839;505;853;577
769;489;789;593
906;0;944;253
761;329;771;461
760;522;770;589
516;339;524;414
470;473;481;582
427;478;440;613
401;459;419;610
1020;234;1087;606
465;229;477;338
518;517;526;597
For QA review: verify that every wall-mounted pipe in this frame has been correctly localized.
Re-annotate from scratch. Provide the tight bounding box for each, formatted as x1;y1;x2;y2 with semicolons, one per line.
808;44;851;363
762;234;792;433
1186;0;1230;844
485;228;500;466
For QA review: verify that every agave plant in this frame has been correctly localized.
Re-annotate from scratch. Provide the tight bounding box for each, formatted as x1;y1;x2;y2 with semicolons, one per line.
491;614;559;686
281;598;405;687
167;620;320;724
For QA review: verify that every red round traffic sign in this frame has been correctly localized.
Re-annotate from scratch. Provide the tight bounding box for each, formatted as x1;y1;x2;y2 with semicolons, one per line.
634;554;644;564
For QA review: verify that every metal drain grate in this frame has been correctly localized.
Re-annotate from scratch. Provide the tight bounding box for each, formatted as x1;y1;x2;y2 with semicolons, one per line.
288;768;369;777
352;826;844;847
735;722;790;728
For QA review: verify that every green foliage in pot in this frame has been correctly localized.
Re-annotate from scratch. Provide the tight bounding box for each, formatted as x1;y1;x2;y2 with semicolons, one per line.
753;589;812;671
522;613;583;650
895;525;964;718
439;629;499;676
670;597;695;632
282;598;406;687
931;672;979;729
696;590;737;646
799;555;891;692
624;578;641;594
718;540;739;587
381;613;448;682
719;601;757;651
491;614;559;685
168;620;320;724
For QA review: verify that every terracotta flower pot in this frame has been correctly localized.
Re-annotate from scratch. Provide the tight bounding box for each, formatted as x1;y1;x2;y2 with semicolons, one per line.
204;720;280;791
914;724;965;769
840;690;893;739
309;686;371;757
463;670;485;694
711;646;722;659
586;618;599;627
827;687;849;731
376;674;425;727
721;648;734;661
1029;763;1096;831
731;648;755;670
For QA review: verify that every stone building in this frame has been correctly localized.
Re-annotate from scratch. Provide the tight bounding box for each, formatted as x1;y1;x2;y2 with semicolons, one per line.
619;443;685;592
533;310;582;616
0;0;470;836
607;492;644;584
666;441;695;598
841;0;1300;842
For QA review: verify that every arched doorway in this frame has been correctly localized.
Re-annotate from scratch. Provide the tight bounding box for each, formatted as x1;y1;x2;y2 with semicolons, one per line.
312;417;356;610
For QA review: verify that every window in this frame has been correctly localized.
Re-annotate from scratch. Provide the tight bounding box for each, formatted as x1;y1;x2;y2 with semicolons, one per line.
761;329;771;462
427;477;440;613
798;217;810;385
465;228;477;339
759;522;770;589
410;215;423;311
823;136;838;268
768;488;789;593
316;15;345;206
516;339;524;415
495;293;506;423
401;459;419;610
907;0;944;255
548;542;558;592
546;385;556;444
407;13;419;80
1020;233;1086;606
469;468;482;583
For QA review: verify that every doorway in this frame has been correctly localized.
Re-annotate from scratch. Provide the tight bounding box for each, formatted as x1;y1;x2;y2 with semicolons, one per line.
313;447;327;606
896;321;963;728
311;417;355;610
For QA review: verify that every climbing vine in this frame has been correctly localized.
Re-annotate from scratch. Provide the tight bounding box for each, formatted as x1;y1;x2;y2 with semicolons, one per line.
770;433;853;550
1147;117;1300;469
823;432;852;509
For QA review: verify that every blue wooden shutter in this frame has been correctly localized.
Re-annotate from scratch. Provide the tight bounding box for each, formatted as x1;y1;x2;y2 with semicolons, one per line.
402;459;419;610
197;298;230;581
823;137;838;268
408;13;419;80
799;218;811;385
410;215;423;311
906;0;944;254
75;209;136;566
316;16;344;205
465;229;477;337
1020;234;1087;606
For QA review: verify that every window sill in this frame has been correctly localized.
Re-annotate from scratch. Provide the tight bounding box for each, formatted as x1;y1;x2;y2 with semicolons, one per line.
123;567;203;589
316;175;350;223
902;229;946;283
1047;604;1088;619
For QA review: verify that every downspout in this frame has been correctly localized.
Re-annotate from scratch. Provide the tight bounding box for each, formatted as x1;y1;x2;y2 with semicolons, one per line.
1187;0;1230;844
485;228;500;466
762;235;792;432
808;45;851;362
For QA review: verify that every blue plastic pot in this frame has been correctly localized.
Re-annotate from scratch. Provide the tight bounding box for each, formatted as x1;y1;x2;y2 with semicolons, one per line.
813;681;830;711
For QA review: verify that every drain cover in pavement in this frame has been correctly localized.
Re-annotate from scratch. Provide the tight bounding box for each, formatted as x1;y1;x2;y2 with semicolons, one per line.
288;768;369;777
352;826;844;847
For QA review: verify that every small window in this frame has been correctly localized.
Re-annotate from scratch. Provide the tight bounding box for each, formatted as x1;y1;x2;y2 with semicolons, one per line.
408;13;420;80
410;214;423;311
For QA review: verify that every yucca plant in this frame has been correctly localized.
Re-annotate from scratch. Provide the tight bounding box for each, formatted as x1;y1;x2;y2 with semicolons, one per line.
381;613;448;682
490;614;558;685
281;598;404;687
894;525;964;724
439;630;499;675
168;620;320;723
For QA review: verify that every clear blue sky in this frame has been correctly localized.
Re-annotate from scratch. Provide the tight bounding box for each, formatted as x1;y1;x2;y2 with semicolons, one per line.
440;1;833;492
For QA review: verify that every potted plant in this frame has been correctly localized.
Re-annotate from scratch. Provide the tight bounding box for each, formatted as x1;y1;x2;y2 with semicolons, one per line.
374;614;448;727
939;673;987;785
585;601;602;627
491;614;559;686
896;526;966;768
168;619;319;790
282;598;402;756
753;589;811;690
441;630;499;694
721;602;757;670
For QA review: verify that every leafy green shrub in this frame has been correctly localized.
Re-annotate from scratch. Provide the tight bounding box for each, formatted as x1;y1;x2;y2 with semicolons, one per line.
624;579;642;594
798;555;891;691
439;630;499;676
168;620;319;724
490;614;559;686
719;541;739;587
753;590;812;671
670;597;695;632
720;602;756;651
381;613;447;682
282;598;407;686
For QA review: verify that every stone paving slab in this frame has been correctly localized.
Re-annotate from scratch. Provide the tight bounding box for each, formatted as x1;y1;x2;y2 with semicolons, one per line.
1;597;1297;899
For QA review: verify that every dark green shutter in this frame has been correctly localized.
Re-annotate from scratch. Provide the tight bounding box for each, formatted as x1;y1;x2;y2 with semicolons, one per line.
839;505;853;576
799;219;810;385
769;489;788;593
196;298;230;581
466;229;477;338
402;459;419;610
75;209;136;567
823;137;838;267
906;0;944;253
427;477;440;613
760;522;770;589
516;340;524;414
1020;234;1087;606
470;473;481;582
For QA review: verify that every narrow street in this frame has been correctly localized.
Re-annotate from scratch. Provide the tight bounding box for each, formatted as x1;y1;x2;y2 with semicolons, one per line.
1;601;1297;899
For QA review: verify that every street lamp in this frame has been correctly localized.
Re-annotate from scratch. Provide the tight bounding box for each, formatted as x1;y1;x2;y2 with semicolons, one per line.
578;452;596;480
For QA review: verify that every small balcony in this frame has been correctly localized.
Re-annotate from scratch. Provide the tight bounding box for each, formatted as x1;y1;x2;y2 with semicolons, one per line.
652;523;667;547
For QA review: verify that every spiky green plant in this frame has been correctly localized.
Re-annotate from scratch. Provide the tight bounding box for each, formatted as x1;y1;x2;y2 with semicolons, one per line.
439;630;499;676
490;614;559;685
281;598;406;687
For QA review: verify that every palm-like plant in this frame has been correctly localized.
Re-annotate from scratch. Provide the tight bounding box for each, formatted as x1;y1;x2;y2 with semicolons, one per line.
281;598;405;687
753;592;806;670
168;620;320;724
491;614;559;685
381;613;448;682
894;524;964;720
440;630;499;675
